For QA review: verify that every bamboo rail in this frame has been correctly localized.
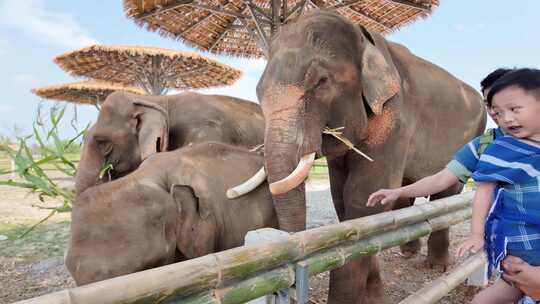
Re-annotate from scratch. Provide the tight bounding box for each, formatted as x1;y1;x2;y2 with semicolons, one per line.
399;252;487;304
14;192;473;304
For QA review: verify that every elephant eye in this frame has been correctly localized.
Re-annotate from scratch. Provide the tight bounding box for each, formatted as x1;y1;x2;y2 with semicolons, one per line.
95;137;112;156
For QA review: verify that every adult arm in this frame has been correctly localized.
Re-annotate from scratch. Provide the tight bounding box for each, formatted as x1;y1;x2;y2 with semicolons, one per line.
503;256;540;300
366;168;459;206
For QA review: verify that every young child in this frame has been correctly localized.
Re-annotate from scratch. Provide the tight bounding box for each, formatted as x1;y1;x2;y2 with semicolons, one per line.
366;68;512;207
456;68;540;304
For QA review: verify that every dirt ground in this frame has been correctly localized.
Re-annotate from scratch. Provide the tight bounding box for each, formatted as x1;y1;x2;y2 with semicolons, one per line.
0;176;478;304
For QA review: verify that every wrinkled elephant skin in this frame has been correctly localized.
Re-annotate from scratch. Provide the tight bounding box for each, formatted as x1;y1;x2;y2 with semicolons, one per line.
256;11;486;304
66;143;278;285
75;91;264;195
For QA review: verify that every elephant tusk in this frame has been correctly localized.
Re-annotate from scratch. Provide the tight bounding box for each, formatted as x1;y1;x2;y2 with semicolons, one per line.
226;166;267;199
269;152;316;195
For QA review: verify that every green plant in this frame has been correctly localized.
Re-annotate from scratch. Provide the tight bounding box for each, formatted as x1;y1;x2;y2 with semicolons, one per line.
0;105;88;237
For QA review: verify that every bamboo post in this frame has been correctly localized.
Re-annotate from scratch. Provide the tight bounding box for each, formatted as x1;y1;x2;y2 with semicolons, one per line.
399;252;487;304
14;193;473;304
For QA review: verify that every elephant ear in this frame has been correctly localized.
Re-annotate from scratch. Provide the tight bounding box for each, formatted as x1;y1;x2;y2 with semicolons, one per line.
359;28;401;115
133;100;169;160
171;184;216;259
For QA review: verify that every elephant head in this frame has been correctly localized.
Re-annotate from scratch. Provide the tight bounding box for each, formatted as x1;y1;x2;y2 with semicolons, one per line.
66;177;178;285
253;11;401;231
75;91;168;194
67;143;276;285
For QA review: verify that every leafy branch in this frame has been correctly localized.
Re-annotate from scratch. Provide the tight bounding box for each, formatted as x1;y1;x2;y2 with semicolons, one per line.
0;105;88;236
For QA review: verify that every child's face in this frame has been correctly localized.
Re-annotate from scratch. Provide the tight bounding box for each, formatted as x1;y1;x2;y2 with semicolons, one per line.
483;88;500;126
492;86;540;141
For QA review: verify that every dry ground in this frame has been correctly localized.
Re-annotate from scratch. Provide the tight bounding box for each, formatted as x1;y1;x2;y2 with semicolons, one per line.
0;176;478;303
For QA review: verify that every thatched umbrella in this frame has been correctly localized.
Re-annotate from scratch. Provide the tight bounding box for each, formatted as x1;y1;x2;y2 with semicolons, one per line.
32;80;145;107
54;45;242;95
123;0;438;58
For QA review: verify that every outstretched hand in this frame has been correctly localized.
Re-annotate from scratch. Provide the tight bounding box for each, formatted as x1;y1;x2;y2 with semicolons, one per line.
503;256;540;300
366;189;401;207
456;236;484;257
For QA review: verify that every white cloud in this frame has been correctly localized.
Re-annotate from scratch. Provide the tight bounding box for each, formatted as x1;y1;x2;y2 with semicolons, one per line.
0;0;98;50
14;73;36;83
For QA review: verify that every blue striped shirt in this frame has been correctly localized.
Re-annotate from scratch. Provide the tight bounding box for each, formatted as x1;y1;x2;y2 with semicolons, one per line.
446;128;504;183
472;135;540;275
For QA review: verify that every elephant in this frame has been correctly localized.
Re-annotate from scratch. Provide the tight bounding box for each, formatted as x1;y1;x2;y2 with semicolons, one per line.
230;11;486;304
66;142;277;285
75;91;264;195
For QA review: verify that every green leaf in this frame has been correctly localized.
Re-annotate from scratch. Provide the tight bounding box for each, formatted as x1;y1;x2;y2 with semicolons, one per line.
98;163;114;180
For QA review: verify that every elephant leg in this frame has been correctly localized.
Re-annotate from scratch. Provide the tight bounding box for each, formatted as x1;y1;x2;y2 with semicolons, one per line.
391;179;420;257
327;150;405;304
425;182;464;270
328;255;383;304
394;197;421;257
327;156;347;221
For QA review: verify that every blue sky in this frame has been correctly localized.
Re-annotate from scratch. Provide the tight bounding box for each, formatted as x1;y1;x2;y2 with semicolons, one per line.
0;0;539;138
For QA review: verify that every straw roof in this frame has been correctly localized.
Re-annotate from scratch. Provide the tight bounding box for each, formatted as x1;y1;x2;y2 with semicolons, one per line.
31;80;145;105
54;44;242;94
123;0;439;58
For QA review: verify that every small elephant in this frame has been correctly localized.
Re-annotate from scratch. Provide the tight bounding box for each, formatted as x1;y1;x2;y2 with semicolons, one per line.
75;91;264;194
238;11;486;304
66;142;277;285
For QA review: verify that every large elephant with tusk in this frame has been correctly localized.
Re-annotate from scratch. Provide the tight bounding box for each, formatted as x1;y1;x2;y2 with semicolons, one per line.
229;11;486;304
67;142;277;285
75;91;264;195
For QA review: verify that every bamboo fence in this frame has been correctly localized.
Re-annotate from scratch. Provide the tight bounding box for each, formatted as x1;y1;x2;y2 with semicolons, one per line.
399;252;487;304
15;192;473;304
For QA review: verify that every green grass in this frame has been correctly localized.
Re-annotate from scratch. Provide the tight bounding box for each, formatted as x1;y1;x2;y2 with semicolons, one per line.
310;158;329;178
0;220;71;261
0;154;80;172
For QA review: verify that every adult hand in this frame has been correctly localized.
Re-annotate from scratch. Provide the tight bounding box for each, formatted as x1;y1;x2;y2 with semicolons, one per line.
456;236;484;257
366;189;401;207
503;256;540;300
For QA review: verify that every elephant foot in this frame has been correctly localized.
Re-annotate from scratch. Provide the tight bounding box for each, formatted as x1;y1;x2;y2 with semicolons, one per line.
399;239;421;258
425;251;450;272
365;281;387;304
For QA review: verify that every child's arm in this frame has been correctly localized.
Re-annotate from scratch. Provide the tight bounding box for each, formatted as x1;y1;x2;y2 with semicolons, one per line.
456;181;496;257
366;168;459;207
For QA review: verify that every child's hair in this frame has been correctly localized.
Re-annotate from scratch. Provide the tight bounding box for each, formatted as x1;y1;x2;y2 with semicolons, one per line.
480;68;513;94
486;68;540;107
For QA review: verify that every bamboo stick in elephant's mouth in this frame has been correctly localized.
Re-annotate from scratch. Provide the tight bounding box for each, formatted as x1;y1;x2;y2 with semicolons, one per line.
268;152;316;195
322;127;374;162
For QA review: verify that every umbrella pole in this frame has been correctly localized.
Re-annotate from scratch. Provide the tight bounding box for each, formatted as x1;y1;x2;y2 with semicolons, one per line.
271;0;282;34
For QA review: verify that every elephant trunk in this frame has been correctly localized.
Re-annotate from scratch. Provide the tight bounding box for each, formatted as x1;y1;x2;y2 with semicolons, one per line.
74;139;104;195
263;116;308;232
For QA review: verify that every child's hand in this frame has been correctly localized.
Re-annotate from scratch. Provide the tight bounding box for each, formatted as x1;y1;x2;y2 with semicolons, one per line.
366;189;401;207
456;235;484;257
